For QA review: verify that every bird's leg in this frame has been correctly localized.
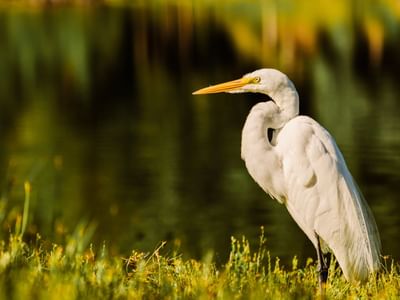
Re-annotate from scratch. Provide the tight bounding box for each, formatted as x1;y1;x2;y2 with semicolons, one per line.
315;232;329;292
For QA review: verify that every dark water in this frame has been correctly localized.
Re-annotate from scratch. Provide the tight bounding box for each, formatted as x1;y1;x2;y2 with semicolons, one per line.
1;3;400;266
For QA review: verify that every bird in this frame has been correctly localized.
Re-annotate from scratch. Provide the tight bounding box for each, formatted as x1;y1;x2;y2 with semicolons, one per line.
192;68;381;286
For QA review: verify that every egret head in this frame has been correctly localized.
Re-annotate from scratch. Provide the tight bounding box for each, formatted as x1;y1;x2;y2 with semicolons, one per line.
193;68;298;102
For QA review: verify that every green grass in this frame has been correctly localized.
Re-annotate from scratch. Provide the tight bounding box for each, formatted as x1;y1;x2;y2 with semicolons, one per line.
0;227;399;299
0;185;399;299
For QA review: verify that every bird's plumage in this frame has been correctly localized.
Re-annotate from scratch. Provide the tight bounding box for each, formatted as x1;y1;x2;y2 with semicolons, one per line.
252;114;380;281
280;116;381;281
194;68;381;282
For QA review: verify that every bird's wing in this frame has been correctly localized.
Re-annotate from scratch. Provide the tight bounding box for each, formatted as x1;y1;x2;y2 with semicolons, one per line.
276;116;381;281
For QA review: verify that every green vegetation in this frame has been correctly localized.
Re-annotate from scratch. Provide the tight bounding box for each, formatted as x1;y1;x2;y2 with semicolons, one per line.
0;190;399;300
1;227;399;299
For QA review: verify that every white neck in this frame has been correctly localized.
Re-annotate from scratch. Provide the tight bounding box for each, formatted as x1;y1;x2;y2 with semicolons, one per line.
240;101;286;200
241;102;274;159
269;86;299;128
240;87;299;159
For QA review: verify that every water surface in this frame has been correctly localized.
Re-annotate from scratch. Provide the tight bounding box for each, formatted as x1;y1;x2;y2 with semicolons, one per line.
1;2;400;265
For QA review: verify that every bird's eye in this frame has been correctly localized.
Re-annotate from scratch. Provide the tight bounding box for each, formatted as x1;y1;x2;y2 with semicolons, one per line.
252;76;261;84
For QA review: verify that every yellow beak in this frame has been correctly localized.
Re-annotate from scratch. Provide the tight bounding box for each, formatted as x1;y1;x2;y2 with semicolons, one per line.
192;77;253;95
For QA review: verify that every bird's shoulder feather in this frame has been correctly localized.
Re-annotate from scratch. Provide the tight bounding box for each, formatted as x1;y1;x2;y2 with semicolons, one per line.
276;115;340;189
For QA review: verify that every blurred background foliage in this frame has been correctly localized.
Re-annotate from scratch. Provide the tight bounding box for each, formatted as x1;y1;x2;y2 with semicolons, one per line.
0;0;400;265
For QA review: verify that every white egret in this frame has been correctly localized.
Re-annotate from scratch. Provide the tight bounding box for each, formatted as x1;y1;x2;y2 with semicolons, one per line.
193;69;381;285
